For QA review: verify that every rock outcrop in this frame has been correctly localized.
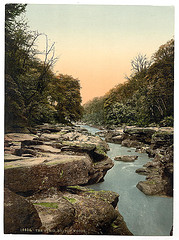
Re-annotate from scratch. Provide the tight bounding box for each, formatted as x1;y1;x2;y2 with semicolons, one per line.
25;186;132;235
101;126;173;197
4;124;132;235
136;145;173;196
5;125;113;194
4;185;133;235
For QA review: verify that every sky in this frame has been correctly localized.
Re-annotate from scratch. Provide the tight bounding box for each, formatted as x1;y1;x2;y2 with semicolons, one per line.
24;4;175;104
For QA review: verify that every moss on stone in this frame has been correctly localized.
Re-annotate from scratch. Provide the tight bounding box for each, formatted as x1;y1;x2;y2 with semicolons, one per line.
68;185;86;191
95;145;107;157
4;165;15;169
63;196;77;204
146;180;156;185
33;202;59;209
59;169;63;178
111;222;118;229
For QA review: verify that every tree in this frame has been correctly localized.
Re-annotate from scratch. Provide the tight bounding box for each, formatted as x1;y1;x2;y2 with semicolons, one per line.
83;39;174;127
5;4;60;130
152;39;174;63
83;97;105;125
131;53;152;73
49;74;83;123
5;75;27;132
145;39;174;123
5;4;37;78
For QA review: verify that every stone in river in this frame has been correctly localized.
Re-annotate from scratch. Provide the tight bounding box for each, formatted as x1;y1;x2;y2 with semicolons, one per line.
114;155;138;162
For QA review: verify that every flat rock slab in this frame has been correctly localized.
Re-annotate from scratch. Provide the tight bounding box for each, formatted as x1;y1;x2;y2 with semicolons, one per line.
32;145;61;154
4;154;93;193
5;133;36;142
114;155;138;162
5;154;88;168
4;125;114;196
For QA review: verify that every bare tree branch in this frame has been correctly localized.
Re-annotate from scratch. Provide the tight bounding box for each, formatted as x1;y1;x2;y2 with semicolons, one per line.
131;53;152;73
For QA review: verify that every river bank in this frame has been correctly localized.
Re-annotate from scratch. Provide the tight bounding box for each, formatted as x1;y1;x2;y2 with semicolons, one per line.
85;124;173;197
83;125;173;236
4;123;132;235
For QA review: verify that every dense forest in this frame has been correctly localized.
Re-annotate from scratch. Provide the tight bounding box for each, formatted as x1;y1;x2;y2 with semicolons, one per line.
5;4;83;132
5;4;174;132
83;38;174;127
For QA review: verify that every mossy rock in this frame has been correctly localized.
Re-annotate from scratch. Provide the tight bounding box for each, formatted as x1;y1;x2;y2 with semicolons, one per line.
61;141;96;152
94;145;108;157
63;196;77;204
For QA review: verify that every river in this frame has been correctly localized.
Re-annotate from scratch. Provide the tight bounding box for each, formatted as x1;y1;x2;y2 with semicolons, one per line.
80;125;173;236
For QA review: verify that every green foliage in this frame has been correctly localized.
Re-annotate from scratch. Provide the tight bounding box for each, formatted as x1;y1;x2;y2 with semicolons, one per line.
83;39;174;127
63;196;77;204
83;97;105;125
159;116;173;127
5;4;83;132
49;74;83;123
5;74;28;132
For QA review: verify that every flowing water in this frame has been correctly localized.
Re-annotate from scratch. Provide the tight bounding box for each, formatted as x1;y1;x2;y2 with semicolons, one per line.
80;125;173;236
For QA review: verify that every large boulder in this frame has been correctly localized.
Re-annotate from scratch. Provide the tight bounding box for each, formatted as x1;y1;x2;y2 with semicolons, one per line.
4;154;109;193
121;139;143;148
27;186;132;235
123;127;157;144
4;125;132;235
4;188;42;233
4;125;113;194
136;178;165;195
105;129;124;144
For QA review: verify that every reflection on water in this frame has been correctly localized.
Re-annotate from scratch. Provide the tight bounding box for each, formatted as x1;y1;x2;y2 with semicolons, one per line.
81;125;173;236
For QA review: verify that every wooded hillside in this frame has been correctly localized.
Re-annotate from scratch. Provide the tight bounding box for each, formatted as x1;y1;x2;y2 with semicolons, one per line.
5;4;83;132
83;39;174;127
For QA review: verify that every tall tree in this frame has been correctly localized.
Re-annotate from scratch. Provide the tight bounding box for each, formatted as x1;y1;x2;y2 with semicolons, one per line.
5;4;59;130
83;39;174;127
49;74;83;123
145;39;174;122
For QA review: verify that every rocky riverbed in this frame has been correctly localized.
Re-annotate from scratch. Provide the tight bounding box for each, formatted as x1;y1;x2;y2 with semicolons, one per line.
97;126;173;197
4;124;132;235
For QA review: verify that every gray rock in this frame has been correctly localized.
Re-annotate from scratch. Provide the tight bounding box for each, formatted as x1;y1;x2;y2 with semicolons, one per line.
114;155;138;162
4;188;42;233
27;186;132;235
135;168;150;175
136;179;165;195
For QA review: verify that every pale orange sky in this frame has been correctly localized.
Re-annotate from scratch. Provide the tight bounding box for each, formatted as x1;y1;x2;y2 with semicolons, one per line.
26;4;174;103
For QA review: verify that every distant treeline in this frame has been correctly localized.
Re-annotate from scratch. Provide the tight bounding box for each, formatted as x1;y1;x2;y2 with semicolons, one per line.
83;38;174;127
5;4;83;132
